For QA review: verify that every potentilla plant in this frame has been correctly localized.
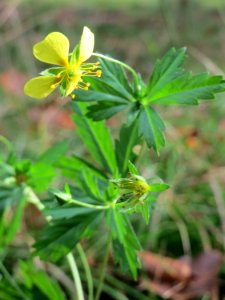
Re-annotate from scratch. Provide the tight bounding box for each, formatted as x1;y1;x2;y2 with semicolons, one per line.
0;26;224;300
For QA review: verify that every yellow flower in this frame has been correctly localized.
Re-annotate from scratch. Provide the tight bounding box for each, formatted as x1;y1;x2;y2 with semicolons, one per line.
24;26;101;99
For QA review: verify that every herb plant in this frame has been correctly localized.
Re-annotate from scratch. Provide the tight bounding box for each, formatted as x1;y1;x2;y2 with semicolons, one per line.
0;26;224;300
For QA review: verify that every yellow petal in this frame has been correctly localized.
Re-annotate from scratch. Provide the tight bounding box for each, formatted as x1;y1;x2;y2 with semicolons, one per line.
33;32;69;66
24;76;61;99
78;26;94;64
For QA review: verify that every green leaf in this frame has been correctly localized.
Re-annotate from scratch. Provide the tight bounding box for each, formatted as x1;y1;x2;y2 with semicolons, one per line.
72;58;134;107
28;162;55;192
86;101;128;121
19;261;66;300
34;210;101;261
115;121;140;176
149;183;170;192
71;57;140;122
99;57;134;96
58;155;106;180
38;140;69;165
149;73;225;105
0;185;18;211
146;47;225;105
0;162;14;178
107;209;141;279
72;102;118;176
0;284;22;300
2;187;26;244
127;161;139;175
44;204;94;220
135;201;150;224
74;88;129;103
139;106;165;153
147;47;187;96
58;155;110;201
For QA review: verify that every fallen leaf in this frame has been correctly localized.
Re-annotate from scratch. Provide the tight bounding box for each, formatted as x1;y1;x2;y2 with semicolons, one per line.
139;250;223;299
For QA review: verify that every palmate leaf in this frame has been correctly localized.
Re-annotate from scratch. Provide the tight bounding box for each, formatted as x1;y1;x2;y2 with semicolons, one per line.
72;102;118;176
127;160;139;175
139;105;165;154
0;186;26;245
58;155;105;179
19;261;66;300
73;57;134;120
146;47;225;104
86;101;128;121
149;72;225;105
28;141;69;192
44;204;94;220
34;210;102;261
107;209;141;279
0;260;66;300
57;155;111;201
135;194;157;224
146;47;187;96
74;57;134;102
115;121;140;176
37;140;69;165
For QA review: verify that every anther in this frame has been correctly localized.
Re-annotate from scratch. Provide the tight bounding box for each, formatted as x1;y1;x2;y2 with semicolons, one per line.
96;70;102;77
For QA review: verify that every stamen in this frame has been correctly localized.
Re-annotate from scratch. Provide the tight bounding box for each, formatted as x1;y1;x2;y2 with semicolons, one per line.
96;70;102;77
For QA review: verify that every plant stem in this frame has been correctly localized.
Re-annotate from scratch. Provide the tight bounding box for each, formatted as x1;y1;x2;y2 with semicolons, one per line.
93;52;139;87
0;261;30;300
70;198;111;210
95;234;112;300
66;252;85;300
77;243;94;300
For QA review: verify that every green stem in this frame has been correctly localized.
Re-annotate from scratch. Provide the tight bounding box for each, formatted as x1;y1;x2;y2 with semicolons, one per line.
92;52;139;87
70;198;111;210
95;234;112;300
77;243;94;300
0;261;30;300
66;252;85;300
